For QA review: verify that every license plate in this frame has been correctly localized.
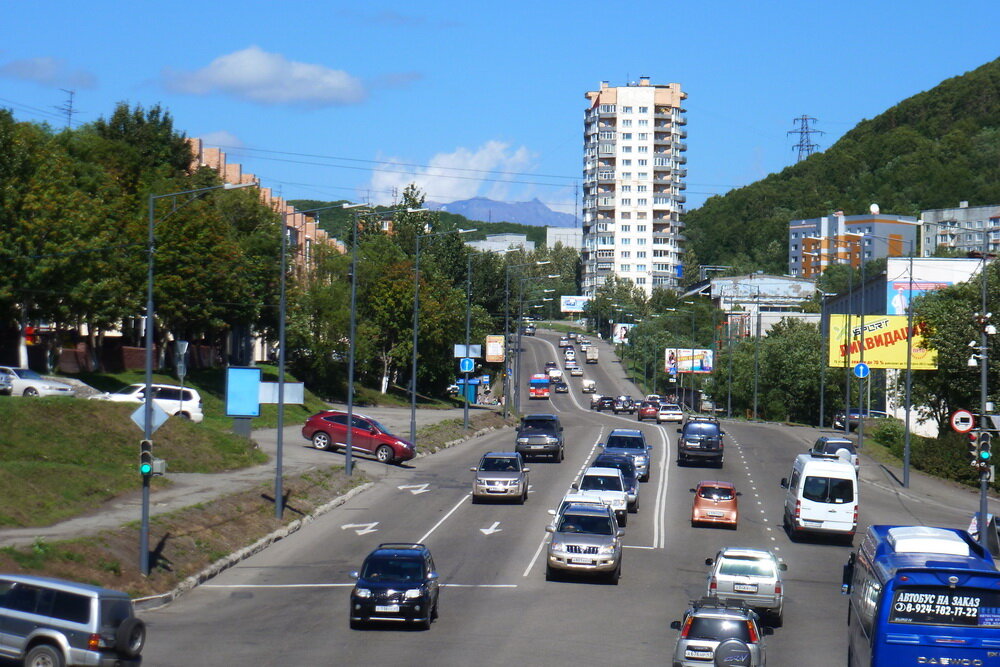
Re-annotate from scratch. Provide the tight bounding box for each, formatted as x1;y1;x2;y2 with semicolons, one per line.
734;583;758;593
531;445;546;449
707;511;725;517
803;520;822;527
685;649;713;659
570;558;593;565
375;604;399;613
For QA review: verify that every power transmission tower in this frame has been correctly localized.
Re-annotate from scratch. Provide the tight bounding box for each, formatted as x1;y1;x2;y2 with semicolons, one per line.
787;115;823;162
55;89;76;129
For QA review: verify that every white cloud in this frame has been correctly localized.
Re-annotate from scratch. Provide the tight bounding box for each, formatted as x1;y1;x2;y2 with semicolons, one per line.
368;141;537;204
0;57;96;89
198;130;243;148
164;46;366;106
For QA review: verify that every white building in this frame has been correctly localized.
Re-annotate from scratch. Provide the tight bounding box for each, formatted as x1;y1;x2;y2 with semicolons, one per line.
465;233;535;253
920;201;1000;256
546;226;582;250
581;77;688;296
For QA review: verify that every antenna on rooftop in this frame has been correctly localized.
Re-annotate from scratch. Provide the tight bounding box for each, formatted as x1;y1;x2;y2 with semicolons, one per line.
787;115;823;162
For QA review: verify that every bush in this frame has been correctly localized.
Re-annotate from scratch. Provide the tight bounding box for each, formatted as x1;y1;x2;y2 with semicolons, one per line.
870;418;905;456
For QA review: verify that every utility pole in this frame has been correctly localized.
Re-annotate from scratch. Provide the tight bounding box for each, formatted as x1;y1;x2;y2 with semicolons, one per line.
787;115;823;162
55;89;76;129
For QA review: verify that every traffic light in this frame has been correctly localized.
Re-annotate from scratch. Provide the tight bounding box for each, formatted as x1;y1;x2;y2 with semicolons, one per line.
969;432;980;463
139;440;153;476
978;432;993;467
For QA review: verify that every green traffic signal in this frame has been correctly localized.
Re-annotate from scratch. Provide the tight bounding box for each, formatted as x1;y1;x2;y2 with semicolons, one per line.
978;433;992;462
139;439;153;476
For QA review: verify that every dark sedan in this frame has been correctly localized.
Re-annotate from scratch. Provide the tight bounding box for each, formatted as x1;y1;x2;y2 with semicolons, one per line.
593;396;615;412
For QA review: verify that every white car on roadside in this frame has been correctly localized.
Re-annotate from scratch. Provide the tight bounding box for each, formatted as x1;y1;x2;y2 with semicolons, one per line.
0;367;73;397
89;383;204;422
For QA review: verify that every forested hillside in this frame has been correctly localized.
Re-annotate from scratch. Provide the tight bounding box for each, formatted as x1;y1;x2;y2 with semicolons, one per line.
684;57;1000;273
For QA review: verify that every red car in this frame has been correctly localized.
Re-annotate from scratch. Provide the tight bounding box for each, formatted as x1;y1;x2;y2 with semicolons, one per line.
302;411;416;464
636;401;659;422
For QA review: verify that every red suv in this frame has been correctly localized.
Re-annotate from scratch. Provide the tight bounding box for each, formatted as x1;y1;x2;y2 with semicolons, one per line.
636;401;659;422
302;411;416;464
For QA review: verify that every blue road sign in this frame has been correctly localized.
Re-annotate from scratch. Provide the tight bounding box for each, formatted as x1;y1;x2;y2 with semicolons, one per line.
459;357;475;373
853;362;870;379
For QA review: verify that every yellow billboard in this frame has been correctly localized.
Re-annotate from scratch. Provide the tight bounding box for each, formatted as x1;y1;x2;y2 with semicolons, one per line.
827;315;937;370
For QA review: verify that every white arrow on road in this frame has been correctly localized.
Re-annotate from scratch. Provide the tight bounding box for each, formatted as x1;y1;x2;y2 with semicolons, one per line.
480;521;502;536
398;483;430;495
341;522;379;535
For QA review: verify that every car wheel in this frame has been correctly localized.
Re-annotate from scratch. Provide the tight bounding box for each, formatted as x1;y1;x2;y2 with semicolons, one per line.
608;562;621;585
770;610;784;628
518;489;526;505
25;645;64;667
178;411;192;420
471;494;480;504
419;612;432;630
23;386;39;397
559;448;565;462
545;564;556;581
311;431;332;451
115;617;146;658
375;445;394;464
618;513;627;527
349;616;365;630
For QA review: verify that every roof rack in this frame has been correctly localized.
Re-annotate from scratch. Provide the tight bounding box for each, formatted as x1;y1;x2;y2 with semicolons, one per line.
376;543;426;550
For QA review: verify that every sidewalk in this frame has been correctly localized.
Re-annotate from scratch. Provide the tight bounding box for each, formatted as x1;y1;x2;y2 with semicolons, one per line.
0;405;477;547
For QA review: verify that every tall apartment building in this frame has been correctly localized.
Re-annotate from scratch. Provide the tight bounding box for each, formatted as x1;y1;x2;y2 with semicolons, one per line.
581;77;687;296
787;211;919;279
920;201;1000;256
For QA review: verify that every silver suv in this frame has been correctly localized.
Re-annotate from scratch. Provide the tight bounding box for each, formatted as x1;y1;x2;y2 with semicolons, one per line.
0;574;146;666
545;503;623;583
705;547;786;626
471;452;530;504
669;597;771;667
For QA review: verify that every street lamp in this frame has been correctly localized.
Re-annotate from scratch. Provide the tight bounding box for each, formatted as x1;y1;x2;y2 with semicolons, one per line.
141;180;255;575
513;276;559;414
410;224;475;445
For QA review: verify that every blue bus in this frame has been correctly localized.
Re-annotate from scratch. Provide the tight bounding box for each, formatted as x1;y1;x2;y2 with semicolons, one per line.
843;525;1000;666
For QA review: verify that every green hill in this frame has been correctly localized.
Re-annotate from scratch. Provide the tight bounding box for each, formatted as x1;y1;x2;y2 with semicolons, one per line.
685;57;1000;273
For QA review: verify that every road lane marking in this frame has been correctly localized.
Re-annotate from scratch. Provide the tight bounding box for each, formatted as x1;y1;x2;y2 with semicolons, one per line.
418;494;470;544
653;424;671;549
624;545;656;550
398;483;430;495
480;521;502;536
201;583;519;589
340;522;379;535
523;534;548;578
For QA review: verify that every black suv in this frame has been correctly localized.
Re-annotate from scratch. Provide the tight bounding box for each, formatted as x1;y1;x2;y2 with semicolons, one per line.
350;543;440;629
676;417;726;467
0;574;146;666
613;396;635;415
592;396;615;412
515;414;564;461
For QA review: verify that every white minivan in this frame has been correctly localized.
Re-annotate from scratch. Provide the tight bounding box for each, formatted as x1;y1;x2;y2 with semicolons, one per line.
780;452;857;542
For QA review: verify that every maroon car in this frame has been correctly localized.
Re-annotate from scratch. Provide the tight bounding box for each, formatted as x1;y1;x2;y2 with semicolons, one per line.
636;401;659;422
302;411;416;464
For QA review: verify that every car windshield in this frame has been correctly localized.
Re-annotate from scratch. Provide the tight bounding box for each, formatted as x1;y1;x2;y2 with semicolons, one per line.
368;418;392;434
719;556;775;577
684;423;720;437
480;457;520;472
606;435;644;450
13;368;42;380
361;557;424;582
521;419;554;432
661;404;681;411
581;475;623;492
699;486;734;500
802;476;854;503
686;617;751;642
558;514;614;535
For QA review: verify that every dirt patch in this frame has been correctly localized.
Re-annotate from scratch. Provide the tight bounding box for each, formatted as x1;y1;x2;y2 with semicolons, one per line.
416;410;514;454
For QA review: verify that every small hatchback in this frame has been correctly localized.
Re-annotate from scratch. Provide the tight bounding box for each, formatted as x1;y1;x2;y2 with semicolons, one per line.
0;574;146;666
471;452;529;503
705;548;786;626
302;411;416;464
690;481;740;528
670;597;771;667
349;543;439;629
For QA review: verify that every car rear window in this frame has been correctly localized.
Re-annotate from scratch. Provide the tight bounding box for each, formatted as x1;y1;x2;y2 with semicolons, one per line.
819;441;856;455
595;457;636;478
100;598;131;629
683;423;720;436
719;557;775;578
699;486;734;500
802;476;854;503
687;617;751;642
581;475;623;492
606;435;644;450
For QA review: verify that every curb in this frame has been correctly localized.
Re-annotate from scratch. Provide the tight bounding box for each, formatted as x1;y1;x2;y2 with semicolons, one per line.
415;423;511;459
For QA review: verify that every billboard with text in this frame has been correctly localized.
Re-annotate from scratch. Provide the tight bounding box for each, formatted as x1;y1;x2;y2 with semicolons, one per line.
664;348;714;374
827;314;937;370
560;295;591;313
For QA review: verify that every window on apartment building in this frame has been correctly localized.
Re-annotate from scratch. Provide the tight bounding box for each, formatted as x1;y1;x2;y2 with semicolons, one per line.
621;225;631;232
621;106;632;113
637;225;647;232
792;244;798;251
621;132;632;140
638;119;648;126
639;106;648;113
637;251;646;258
654;196;669;204
638;133;648;140
636;238;647;245
636;212;647;219
636;277;646;285
621;238;631;245
622;146;632;153
791;232;798;239
620;212;631;219
621;172;632;179
637;185;647;192
600;131;615;140
638;159;647;166
636;264;647;272
654;263;670;271
637;146;648;153
622;159;632;166
621;119;632;127
620;198;631;205
620;264;631;272
599;104;615;113
620;251;631;258
621;185;632;193
637;198;647;206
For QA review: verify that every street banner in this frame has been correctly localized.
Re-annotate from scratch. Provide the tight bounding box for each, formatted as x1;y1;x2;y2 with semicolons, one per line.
560;295;591;313
664;348;714;374
827;314;937;370
485;335;505;363
611;322;635;344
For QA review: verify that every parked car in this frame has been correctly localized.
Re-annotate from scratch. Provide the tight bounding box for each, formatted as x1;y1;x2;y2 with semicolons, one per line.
0;371;11;395
657;403;685;423
0;366;73;397
811;435;859;471
601;429;652;482
573;466;629;526
833;409;891;431
515;414;564;461
545;502;623;583
0;574;146;666
676;417;726;467
592;396;615;412
554;381;569;393
349;543;439;629
690;480;740;528
705;548;786;626
302;411;416;464
593;453;640;512
669;597;771;667
636;401;659;421
89;383;204;422
471;452;529;504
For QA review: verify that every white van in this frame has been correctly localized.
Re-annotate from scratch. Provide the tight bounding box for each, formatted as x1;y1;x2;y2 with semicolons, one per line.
780;452;857;541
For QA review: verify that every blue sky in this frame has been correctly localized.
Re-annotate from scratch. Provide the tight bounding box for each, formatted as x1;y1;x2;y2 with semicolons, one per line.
3;1;998;215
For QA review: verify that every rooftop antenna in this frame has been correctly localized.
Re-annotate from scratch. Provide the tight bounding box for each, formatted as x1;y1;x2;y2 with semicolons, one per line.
787;115;823;162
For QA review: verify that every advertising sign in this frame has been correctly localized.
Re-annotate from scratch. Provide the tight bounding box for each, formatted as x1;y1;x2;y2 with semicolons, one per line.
560;295;592;313
885;258;982;315
611;322;635;344
827;314;937;370
664;348;714;374
485;335;505;363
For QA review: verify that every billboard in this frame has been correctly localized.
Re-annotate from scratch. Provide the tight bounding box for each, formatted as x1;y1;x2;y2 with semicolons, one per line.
485;335;505;363
560;295;592;313
664;348;714;374
885;258;982;315
611;322;635;344
827;314;937;370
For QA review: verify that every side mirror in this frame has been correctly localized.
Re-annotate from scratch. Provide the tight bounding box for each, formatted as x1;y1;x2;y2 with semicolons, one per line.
470;467;477;472
690;488;696;493
669;620;682;630
598;443;605;450
547;509;556;516
779;563;788;572
676;428;682;433
705;557;714;566
428;571;439;581
523;467;531;473
349;571;359;579
571;483;579;491
369;427;379;434
616;528;625;537
545;525;555;533
736;492;743;497
763;626;775;636
842;552;856;594
780;478;789;489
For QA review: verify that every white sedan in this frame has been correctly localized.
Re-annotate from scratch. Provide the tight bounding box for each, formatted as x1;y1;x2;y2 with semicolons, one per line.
656;403;685;423
0;366;74;397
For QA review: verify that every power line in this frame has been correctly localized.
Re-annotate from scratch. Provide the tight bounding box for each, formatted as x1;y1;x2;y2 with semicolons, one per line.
55;89;76;129
787;115;824;162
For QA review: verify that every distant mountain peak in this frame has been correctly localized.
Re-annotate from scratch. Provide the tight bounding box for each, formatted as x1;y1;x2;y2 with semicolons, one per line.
427;197;579;227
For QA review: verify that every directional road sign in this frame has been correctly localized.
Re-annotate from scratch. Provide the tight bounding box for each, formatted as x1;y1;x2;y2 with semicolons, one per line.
853;362;870;379
459;357;474;373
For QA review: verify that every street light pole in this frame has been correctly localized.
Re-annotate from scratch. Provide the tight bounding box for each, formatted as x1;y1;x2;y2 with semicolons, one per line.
464;253;472;431
502;260;550;419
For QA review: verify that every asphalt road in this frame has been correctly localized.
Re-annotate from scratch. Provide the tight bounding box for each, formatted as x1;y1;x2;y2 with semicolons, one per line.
140;332;988;666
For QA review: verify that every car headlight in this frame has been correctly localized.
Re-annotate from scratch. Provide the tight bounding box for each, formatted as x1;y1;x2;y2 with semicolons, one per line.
476;478;487;485
396;440;411;448
517;438;529;444
685;440;699;446
354;588;372;598
612;498;626;508
598;544;616;554
403;588;423;599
